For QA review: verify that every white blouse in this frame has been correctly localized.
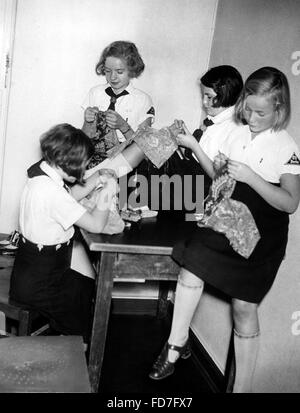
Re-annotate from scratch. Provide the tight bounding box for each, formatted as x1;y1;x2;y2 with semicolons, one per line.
221;125;300;183
19;161;86;245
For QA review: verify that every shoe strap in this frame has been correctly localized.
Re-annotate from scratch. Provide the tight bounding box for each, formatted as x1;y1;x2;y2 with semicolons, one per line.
167;343;185;353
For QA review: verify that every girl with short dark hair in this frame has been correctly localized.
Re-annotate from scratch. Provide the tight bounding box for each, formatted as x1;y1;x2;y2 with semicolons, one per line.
9;123;145;345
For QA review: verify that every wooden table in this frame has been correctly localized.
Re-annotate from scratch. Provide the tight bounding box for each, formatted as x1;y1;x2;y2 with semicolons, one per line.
80;218;195;393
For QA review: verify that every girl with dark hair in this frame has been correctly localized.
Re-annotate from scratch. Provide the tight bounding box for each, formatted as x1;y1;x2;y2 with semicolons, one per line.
182;65;244;200
153;65;243;220
9;123;145;345
201;65;244;109
149;67;300;393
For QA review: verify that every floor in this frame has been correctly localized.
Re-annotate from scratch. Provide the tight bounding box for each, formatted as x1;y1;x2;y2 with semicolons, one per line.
99;313;213;394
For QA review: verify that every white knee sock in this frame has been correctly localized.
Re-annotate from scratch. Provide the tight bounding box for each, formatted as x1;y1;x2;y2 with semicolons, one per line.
168;271;204;362
232;329;260;393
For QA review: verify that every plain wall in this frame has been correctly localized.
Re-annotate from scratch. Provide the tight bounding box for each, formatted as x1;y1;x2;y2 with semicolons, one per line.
2;0;300;392
0;0;218;233
0;0;218;304
191;0;300;393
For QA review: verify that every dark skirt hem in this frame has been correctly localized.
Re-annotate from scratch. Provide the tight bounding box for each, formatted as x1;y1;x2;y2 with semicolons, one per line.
172;255;281;304
172;229;286;304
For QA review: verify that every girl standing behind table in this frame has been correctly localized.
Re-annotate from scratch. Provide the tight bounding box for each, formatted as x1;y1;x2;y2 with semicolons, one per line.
76;41;156;280
81;40;155;168
149;67;300;393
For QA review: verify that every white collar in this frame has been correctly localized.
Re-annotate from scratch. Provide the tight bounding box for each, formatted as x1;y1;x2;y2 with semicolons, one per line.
246;126;276;141
125;82;133;93
105;82;133;94
207;106;235;125
40;161;64;187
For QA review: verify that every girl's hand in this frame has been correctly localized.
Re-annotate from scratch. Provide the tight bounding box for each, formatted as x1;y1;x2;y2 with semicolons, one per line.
176;122;197;150
105;109;127;131
89;171;102;191
174;119;184;130
104;176;119;196
227;160;255;184
96;170;118;193
84;106;99;123
98;168;119;191
95;176;119;210
213;151;228;171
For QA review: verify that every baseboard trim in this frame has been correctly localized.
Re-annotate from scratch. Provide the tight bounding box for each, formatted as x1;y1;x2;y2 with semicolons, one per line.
189;329;226;393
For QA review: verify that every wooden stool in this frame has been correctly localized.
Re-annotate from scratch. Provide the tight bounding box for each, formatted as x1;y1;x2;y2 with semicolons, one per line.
0;253;48;336
0;336;91;392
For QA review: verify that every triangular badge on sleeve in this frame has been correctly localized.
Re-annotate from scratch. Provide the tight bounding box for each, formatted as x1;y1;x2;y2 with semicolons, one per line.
147;106;155;116
285;152;300;165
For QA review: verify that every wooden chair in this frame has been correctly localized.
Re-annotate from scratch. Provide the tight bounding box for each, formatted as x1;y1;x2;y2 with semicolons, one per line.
0;253;48;336
0;336;91;392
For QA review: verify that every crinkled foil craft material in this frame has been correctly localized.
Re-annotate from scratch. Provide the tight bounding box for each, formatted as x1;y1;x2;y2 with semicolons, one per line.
196;162;261;258
107;124;182;169
80;169;125;235
87;111;119;169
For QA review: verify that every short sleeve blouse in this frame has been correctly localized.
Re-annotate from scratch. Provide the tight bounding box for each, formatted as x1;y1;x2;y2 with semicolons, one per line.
221;126;300;183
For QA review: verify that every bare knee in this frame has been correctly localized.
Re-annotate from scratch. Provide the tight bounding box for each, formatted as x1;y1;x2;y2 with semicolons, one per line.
178;268;204;289
232;299;258;333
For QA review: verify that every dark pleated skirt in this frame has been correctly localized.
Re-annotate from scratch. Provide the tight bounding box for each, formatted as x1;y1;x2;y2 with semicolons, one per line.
172;182;289;303
9;237;94;342
136;151;211;221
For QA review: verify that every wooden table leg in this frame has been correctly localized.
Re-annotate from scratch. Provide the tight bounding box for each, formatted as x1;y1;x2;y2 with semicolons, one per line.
88;252;116;393
157;280;170;319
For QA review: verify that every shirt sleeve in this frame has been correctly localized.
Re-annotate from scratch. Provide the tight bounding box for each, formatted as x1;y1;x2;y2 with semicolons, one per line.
81;90;92;110
277;141;300;176
81;86;103;110
136;93;155;126
50;187;87;230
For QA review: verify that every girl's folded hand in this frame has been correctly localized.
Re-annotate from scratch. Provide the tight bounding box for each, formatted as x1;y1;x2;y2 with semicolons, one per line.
105;110;127;130
176;123;196;149
227;160;254;183
213;151;228;171
84;106;99;123
174;119;184;130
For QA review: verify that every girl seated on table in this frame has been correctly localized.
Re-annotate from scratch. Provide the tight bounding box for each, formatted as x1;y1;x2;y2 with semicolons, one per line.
148;67;300;392
9;123;145;345
145;65;243;220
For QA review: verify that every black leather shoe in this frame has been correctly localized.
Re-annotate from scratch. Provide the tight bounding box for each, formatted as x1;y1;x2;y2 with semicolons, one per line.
149;341;191;380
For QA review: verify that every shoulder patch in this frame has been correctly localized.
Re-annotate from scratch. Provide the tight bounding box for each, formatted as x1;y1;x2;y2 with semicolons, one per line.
147;106;155;116
285;152;300;165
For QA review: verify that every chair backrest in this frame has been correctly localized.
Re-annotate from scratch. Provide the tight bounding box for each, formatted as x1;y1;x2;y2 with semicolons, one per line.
0;253;14;305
